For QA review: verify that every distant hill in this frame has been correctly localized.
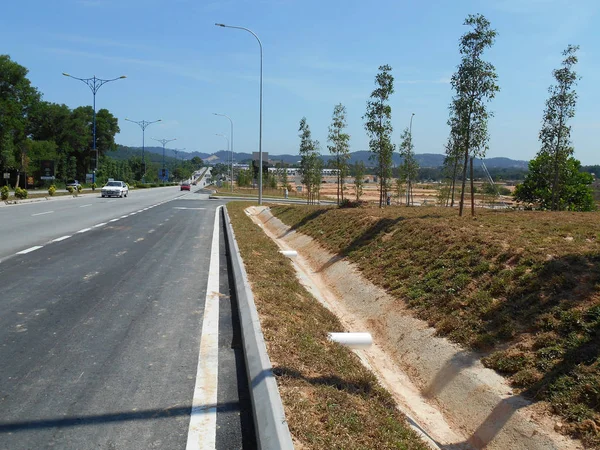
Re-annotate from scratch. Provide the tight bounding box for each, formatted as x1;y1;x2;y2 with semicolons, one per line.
113;145;529;169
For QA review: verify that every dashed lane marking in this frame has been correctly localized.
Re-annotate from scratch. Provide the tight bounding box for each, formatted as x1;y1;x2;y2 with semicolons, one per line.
51;236;71;242
32;211;54;216
16;246;43;255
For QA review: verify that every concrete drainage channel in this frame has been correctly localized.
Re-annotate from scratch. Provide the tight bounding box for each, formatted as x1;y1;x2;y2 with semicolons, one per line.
240;206;583;450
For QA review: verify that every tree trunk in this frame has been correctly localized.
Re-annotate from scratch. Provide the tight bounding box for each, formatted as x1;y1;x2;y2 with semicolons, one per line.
459;147;469;216
470;157;475;216
450;156;459;207
551;118;564;211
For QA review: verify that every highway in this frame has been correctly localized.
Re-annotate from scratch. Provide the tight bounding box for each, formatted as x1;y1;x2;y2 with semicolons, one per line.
0;187;256;449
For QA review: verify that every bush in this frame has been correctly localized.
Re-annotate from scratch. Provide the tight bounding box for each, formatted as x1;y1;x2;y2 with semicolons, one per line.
339;198;368;208
14;187;28;199
0;185;9;200
66;186;74;194
77;184;82;193
91;182;97;191
48;185;56;196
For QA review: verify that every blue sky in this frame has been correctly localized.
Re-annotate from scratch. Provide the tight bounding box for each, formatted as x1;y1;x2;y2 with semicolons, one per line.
3;0;600;165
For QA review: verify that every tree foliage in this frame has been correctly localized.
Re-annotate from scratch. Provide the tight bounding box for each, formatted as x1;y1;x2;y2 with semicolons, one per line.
514;153;594;211
364;65;395;207
298;117;322;204
353;161;365;201
0;55;41;174
398;126;419;206
327;103;351;204
448;14;499;216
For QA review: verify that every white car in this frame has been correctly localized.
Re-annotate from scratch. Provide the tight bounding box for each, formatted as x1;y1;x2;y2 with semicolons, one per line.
101;181;129;198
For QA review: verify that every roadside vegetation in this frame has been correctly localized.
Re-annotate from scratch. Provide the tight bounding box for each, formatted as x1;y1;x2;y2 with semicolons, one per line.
269;203;600;446
226;202;429;450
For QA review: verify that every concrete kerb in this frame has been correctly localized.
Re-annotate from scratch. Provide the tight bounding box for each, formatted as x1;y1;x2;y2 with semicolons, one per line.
222;206;295;450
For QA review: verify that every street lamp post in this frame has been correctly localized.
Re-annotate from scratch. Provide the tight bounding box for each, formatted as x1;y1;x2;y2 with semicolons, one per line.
215;134;230;187
125;118;161;182
152;137;176;182
215;23;263;204
62;73;126;184
213;113;234;192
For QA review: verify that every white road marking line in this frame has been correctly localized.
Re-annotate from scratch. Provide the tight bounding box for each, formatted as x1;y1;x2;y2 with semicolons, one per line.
120;215;128;219
109;218;119;222
137;210;144;213
16;246;43;255
174;207;206;210
78;228;92;233
93;223;107;228
130;212;137;215
32;211;54;216
79;204;92;208
52;236;71;242
186;206;221;449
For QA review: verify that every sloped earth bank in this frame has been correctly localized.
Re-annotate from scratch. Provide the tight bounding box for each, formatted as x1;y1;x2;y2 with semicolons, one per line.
246;206;582;450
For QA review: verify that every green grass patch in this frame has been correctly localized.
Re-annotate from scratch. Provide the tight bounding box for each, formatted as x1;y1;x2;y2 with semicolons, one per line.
268;204;600;446
226;202;428;450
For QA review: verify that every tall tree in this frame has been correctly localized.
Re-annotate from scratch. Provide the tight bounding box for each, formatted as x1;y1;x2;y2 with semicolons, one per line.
298;117;321;204
0;55;41;184
398;127;419;206
448;14;499;216
519;45;581;211
327;103;351;204
364;65;395;207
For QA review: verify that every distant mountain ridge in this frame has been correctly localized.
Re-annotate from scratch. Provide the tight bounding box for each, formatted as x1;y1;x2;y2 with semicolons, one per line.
114;145;529;169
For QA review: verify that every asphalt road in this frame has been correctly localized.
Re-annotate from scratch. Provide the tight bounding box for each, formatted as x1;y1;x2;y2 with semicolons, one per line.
0;189;255;449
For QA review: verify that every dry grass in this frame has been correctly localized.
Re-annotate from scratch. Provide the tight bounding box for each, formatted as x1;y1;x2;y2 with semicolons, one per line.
269;203;600;447
226;202;428;450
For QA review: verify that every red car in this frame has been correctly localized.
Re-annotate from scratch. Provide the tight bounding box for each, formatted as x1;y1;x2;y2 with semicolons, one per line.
180;181;191;191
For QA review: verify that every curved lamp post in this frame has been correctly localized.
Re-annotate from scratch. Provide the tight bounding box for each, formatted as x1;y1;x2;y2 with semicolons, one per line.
215;23;263;204
213;113;234;192
151;137;176;181
125;118;161;181
62;73;126;183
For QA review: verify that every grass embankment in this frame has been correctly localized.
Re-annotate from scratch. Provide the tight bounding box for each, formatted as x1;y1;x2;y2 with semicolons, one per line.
269;204;600;447
226;202;428;450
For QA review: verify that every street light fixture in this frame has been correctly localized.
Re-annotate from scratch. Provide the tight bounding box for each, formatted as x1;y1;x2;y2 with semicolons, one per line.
213;113;234;192
62;73;126;183
151;137;176;182
125;118;161;181
215;134;231;187
215;23;263;204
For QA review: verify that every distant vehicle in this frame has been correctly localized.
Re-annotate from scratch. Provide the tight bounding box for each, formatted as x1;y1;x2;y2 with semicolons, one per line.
101;180;129;198
181;181;191;191
66;180;81;190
